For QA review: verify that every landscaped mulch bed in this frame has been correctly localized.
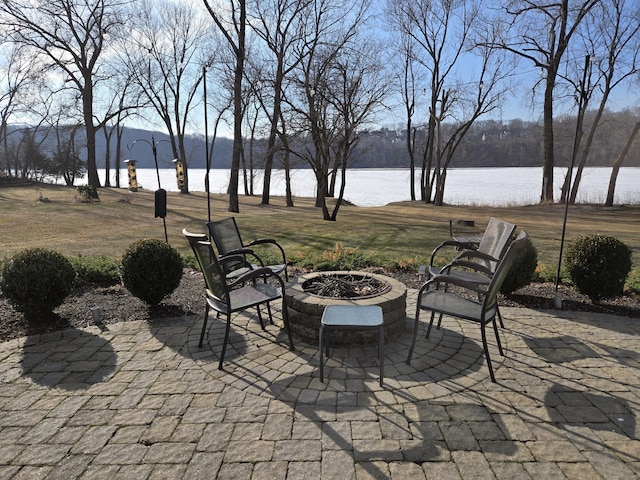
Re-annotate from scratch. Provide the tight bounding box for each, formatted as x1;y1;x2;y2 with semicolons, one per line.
1;267;638;343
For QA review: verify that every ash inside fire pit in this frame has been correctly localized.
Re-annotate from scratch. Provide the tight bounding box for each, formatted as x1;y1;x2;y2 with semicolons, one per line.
302;273;391;299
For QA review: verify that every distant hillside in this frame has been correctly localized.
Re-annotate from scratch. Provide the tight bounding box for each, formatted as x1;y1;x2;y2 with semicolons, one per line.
9;110;640;171
94;127;234;170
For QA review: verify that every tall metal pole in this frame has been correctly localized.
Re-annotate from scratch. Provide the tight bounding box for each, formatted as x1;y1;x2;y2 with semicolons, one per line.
151;134;161;189
555;55;591;306
203;66;211;222
128;136;168;242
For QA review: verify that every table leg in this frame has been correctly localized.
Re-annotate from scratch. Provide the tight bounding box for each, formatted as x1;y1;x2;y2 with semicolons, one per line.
319;325;324;383
378;324;384;387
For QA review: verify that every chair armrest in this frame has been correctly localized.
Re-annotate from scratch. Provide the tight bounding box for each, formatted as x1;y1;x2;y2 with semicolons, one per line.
219;254;252;269
429;240;478;268
442;259;493;276
228;266;284;289
421;273;488;295
223;247;255;256
221;247;268;268
247;238;278;247
246;238;287;263
453;250;498;263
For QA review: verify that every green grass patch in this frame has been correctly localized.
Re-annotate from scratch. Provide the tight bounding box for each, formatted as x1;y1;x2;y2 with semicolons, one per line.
2;184;639;283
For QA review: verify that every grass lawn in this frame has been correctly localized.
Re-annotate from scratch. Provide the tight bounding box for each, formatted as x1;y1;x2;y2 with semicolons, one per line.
1;183;639;278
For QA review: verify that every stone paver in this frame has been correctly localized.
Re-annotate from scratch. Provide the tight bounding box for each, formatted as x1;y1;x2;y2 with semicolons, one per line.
0;291;639;479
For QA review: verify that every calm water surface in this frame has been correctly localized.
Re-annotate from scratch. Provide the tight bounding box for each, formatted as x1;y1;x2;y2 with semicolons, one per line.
103;167;640;207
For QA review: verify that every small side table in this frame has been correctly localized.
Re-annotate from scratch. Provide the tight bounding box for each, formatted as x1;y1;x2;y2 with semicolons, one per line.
319;305;384;386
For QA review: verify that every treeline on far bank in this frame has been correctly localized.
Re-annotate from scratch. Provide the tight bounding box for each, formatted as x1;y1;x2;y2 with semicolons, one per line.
351;109;640;170
213;108;640;170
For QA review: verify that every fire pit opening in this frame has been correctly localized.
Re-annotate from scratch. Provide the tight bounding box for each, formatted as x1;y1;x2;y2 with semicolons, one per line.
302;272;391;299
285;271;407;345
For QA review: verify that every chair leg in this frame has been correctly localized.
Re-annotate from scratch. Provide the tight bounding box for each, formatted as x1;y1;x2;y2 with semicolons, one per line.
426;311;436;338
480;325;497;383
256;306;265;330
281;302;294;351
497;305;505;328
492;318;504;356
266;303;275;325
198;304;210;348
436;312;444;330
218;313;233;370
406;305;421;364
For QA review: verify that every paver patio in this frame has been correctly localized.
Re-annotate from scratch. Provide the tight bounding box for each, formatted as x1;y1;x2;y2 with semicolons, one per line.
0;288;638;479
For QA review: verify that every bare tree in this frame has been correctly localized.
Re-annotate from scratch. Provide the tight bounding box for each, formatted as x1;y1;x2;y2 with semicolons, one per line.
433;44;513;205
493;0;600;203
606;119;640;206
323;39;391;220
247;0;312;206
396;35;419;201
386;0;510;205
0;0;129;192
202;0;246;213
0;42;46;177
50;123;86;186
563;0;640;204
286;0;371;220
121;0;213;194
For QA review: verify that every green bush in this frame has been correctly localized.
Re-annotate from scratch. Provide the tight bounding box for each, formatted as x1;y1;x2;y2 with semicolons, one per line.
298;242;375;271
69;255;121;287
501;235;538;294
565;234;632;303
0;248;76;319
626;268;640;295
121;239;183;306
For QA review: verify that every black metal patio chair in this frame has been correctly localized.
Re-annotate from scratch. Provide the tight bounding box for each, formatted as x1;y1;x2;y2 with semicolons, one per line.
183;229;294;370
407;230;529;382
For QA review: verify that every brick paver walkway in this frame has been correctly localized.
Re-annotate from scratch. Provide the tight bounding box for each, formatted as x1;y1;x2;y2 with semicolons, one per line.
0;289;638;479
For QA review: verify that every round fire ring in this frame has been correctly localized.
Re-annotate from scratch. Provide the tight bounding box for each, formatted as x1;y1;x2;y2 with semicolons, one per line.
284;271;407;345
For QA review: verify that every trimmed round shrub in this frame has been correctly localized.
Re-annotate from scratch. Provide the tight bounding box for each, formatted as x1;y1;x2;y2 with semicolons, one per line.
0;248;76;319
501;236;538;294
565;234;632;303
121;239;183;306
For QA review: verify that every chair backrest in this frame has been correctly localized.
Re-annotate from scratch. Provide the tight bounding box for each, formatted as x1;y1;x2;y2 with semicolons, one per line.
207;217;244;256
482;230;528;317
476;217;517;272
183;229;228;301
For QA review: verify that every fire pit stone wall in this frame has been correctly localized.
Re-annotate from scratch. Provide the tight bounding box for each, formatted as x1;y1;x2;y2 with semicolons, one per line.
284;271;407;345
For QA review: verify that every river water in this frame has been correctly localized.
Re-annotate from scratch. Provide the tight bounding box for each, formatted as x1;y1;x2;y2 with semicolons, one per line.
102;167;640;207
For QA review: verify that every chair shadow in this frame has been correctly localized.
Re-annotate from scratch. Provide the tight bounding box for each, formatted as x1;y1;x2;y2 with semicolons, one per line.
546;382;638;444
523;335;638;441
523;333;640;367
21;329;117;391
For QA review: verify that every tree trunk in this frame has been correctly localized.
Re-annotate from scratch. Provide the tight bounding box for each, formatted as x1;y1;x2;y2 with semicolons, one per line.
606;121;640;206
541;76;555;203
329;158;347;221
227;2;246;214
409;127;416;201
83;82;100;196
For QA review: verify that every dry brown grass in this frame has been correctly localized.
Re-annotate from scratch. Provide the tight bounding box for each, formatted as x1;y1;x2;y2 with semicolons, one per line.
1;183;639;270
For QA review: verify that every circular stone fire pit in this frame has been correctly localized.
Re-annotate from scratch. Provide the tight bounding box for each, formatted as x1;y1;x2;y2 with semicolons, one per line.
284;271;407;345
